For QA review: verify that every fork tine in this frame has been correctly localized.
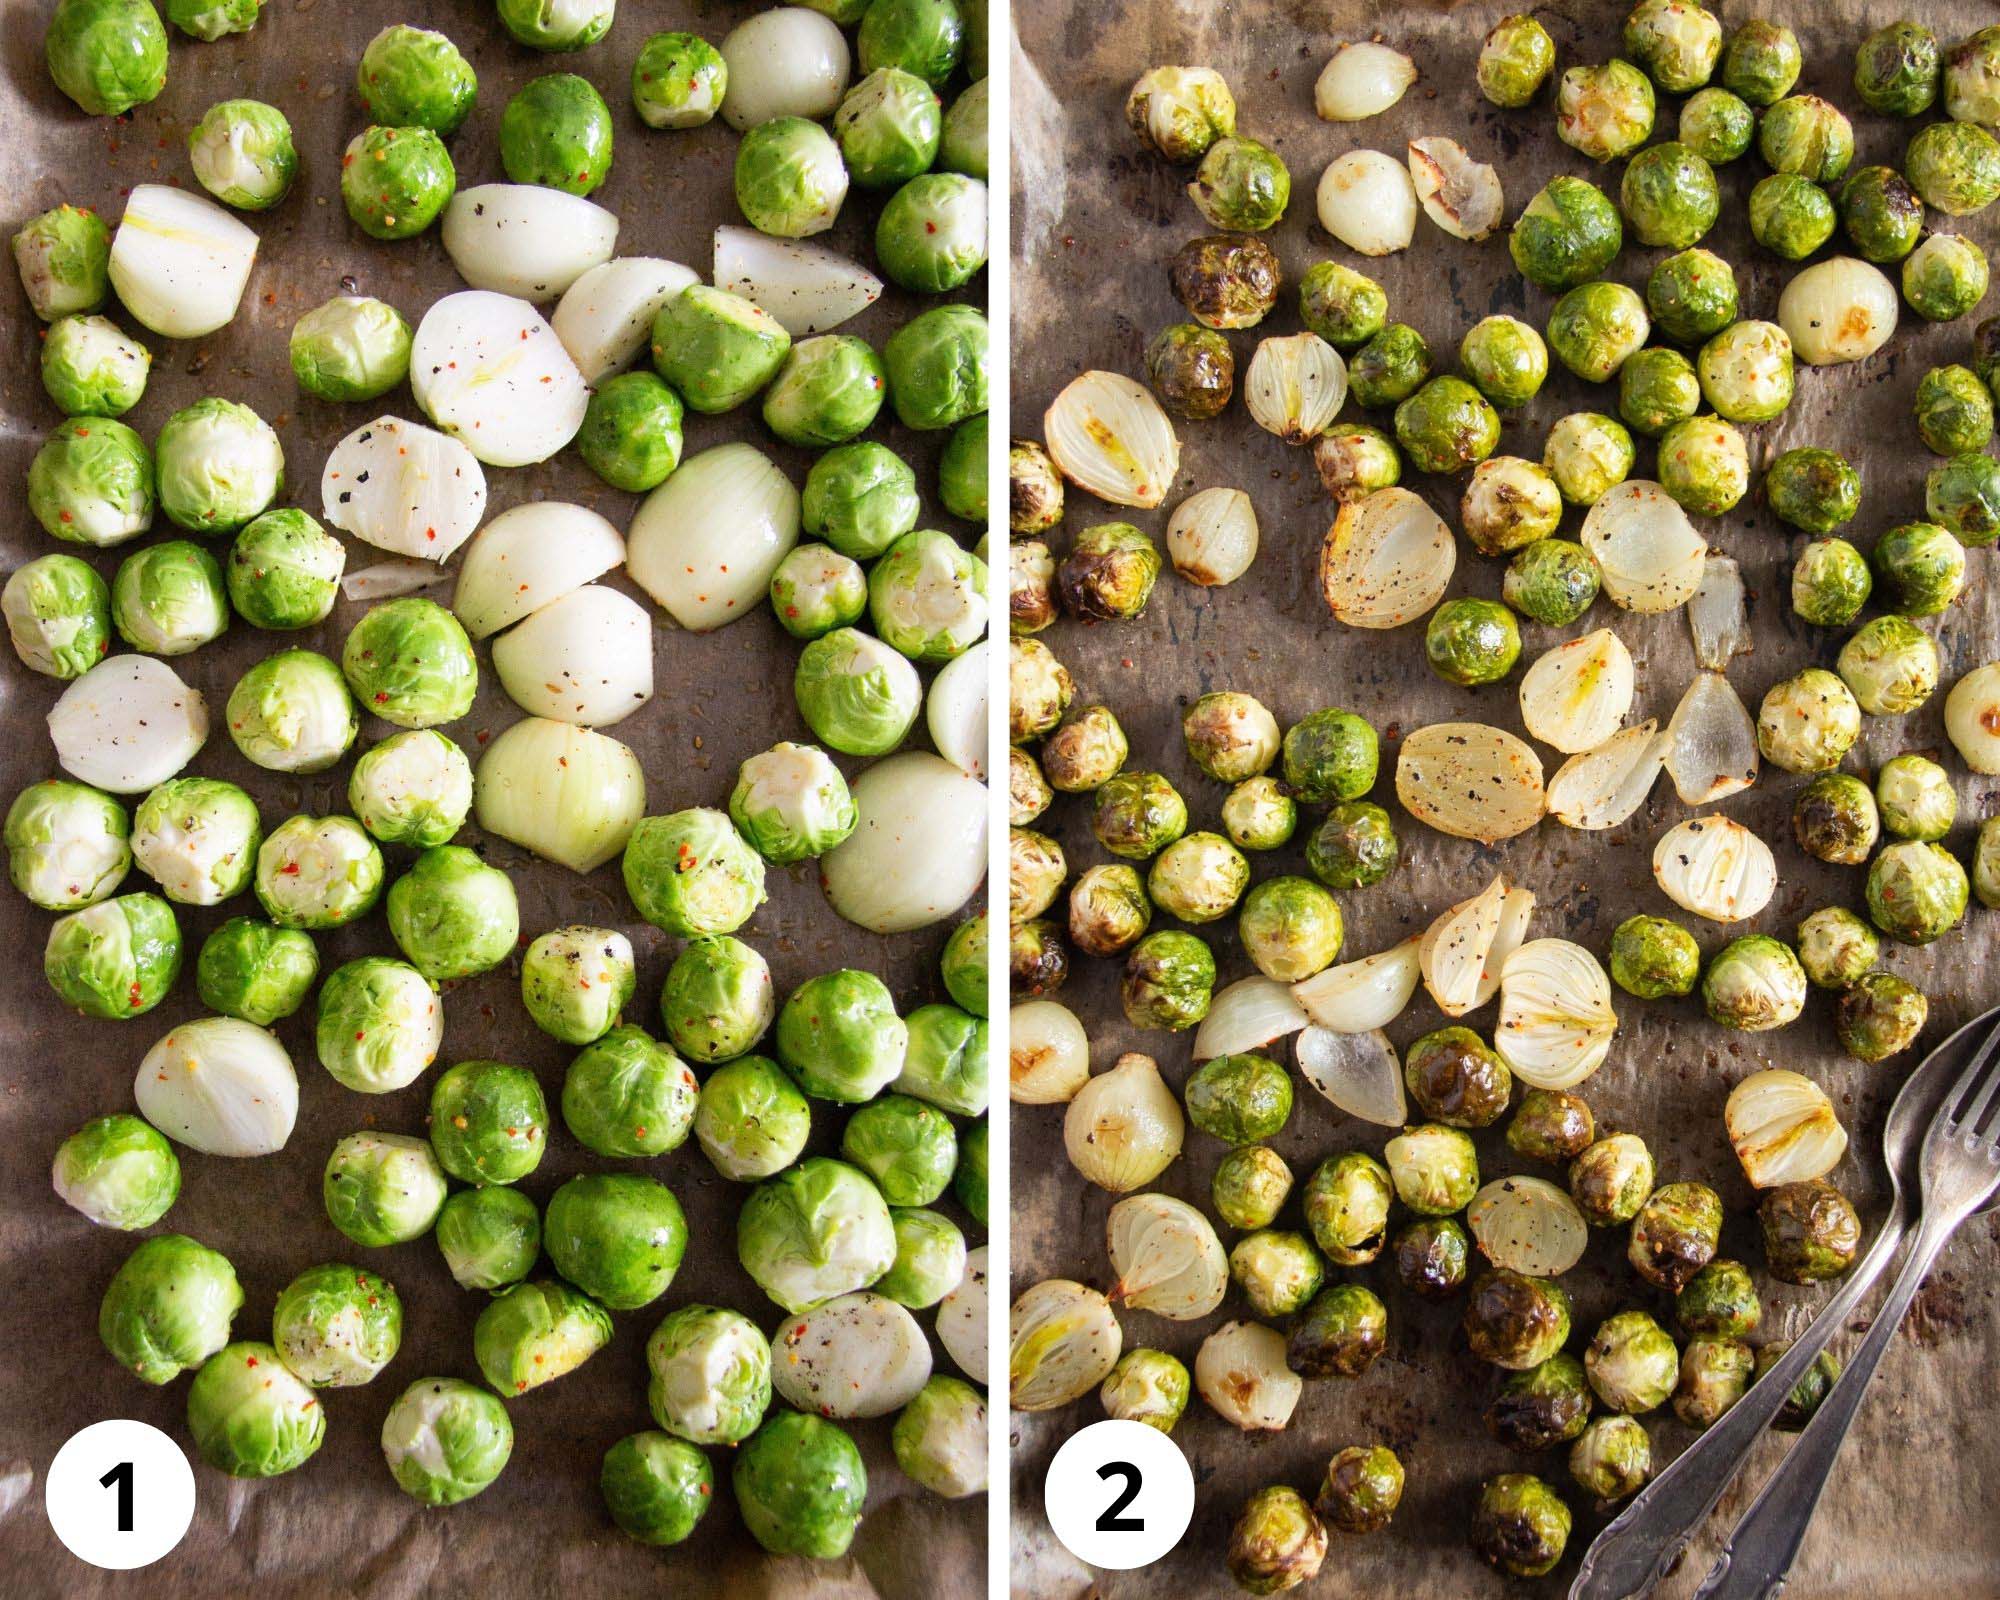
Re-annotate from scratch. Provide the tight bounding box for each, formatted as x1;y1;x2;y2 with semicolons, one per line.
1944;1020;2000;1137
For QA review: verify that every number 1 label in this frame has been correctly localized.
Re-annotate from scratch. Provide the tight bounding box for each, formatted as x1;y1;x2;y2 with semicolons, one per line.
45;1421;193;1571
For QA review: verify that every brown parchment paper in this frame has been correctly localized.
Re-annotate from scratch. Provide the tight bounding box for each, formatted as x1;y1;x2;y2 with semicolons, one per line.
1009;3;2000;1595
0;4;988;1596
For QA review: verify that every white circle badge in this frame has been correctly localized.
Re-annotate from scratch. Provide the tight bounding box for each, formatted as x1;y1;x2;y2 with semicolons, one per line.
45;1419;196;1571
1042;1418;1195;1571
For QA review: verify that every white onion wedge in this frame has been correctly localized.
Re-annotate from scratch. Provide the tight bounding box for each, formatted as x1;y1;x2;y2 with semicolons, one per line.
627;443;800;632
1664;671;1759;804
340;560;448;603
719;6;851;130
48;657;208;794
1725;1069;1848;1187
772;1294;930;1419
1063;1054;1183;1193
409;291;588;467
820;754;987;934
1395;722;1545;842
1495;939;1618;1090
552;257;700;384
1244;332;1347;444
1519;628;1635;754
321;415;486;563
1166;487;1258;586
1043;371;1180;509
1652;815;1776;922
713;226;883;336
1009;1280;1122;1412
1688;555;1749;671
1315;42;1417;121
1316;150;1417;255
926;641;987;780
1419;875;1508;1016
937;1246;986;1384
107;185;258;339
1408;137;1504;241
452;502;624;640
1010;1001;1090;1104
474;717;646;873
1291;939;1421;1034
1295;1026;1405;1126
441;185;618;300
1547;720;1666;830
133;1017;296;1157
1319;486;1455;628
1194;976;1310;1061
1944;662;2000;774
1106;1195;1227;1321
1582;480;1707;613
490;585;654;727
1468;1177;1589;1277
1195;1321;1299;1431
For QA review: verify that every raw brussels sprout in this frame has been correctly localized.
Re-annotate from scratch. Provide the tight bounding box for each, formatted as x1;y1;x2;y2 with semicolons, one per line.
315;956;440;1093
13;203;112;320
500;73;613;196
112;541;226;657
734;1411;867;1559
1556;60;1655;163
1543;410;1635;504
1629;1180;1723;1292
382;1379;512;1507
385;845;517;983
1760;95;1853;182
188;99;296;210
1384;1123;1480;1216
1188;137;1289;232
28;417;153;547
878;1206;967;1306
1906;121;2000;216
1101;1347;1191;1434
348;730;472;850
1796;906;1878;990
1791;538;1872;627
1057;522;1160;623
1288;1281;1388;1378
1238;876;1343;983
1624;0;1720;92
1010;918;1066;998
2;554;110;679
1406;1027;1512;1129
1147;322;1234;420
1836;970;1927;1062
1303;1151;1393;1268
341;598;476;730
340;125;455;241
1646;247;1738;344
100;1233;240;1383
695;1055;812;1181
517;925;634;1047
1485;1351;1591;1452
1679;87;1753;165
1213;1145;1293;1231
1928;453;2000;546
496;0;613;52
1622;142;1717;249
937;75;987;178
1044;705;1129;793
777;969;907;1103
738;1156;895;1312
1838;614;1940;714
1507;1089;1595;1166
1304;800;1398;892
601;1433;713;1546
1121;929;1215;1031
561;1026;697;1159
186;1341;324;1478
623;809;766;937
659;936;773;1064
1424;597;1520;687
1510;176;1623;293
289;297;412;406
1227;1485;1326;1592
938;412;988;523
271;1263;401;1388
227;509;344;631
1701;934;1808;1031
1609;913;1700;999
578;372;684;492
1915;367;1994;458
5;779;129;910
130;777;258;909
954;1116;987;1224
45;0;167;116
44;892;179;1018
1721;19;1800;104
543;1172;687;1310
1394;376;1501;474
1867;839;1968;944
1347;322;1432;409
645;1303;772;1447
1838;166;1924;263
1570;1132;1656;1228
1676;1258;1761;1339
630;31;724;129
1504;537;1602;626
435;1186;540;1291
53;1113;179;1230
1854;20;1939;116
1759;1178;1862;1283
1757;1342;1842;1429
727;743;856;865
1478;14;1555;107
1585;1309;1679;1413
1471;1473;1571;1577
1170;234;1281;332
1793;772;1880;865
1570;1415;1651;1502
1185;1051;1292;1145
871;528;987;658
1757;667;1861;774
474;1280;613;1397
1092;770;1187;859
736;117;849;240
1877;753;1956;842
1458;317;1548;411
883;303;988;430
1148;831;1249;924
170;935;298;1070
357;24;478;134
1298;261;1387;350
41;313;149;417
1463;1270;1572;1370
797;628;924;755
1282;708;1378;804
1749;174;1834;261
429;1060;547;1185
769;544;868;641
323;1133;447;1247
653;286;791;413
834;68;941;187
765;335;889;447
1903;233;1990;323
841;1094;957;1206
1068;864;1151;958
1657;414;1748;516
939;918;988;1019
1223;776;1298;852
1227;1229;1323;1319
807;441;920;559
1617;347;1700;438
155;398;282;535
1698;320;1794;422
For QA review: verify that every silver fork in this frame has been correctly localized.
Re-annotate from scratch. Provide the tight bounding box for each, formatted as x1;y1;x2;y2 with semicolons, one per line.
1692;1027;2000;1600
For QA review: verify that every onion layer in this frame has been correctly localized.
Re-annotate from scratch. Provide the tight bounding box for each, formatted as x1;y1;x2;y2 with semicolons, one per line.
1496;939;1618;1090
1043;371;1181;509
1396;722;1545;842
1726;1069;1847;1187
1653;815;1777;922
1319;487;1455;629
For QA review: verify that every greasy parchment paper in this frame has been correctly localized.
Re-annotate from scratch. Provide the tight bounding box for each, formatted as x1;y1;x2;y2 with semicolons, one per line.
1009;2;2000;1595
0;4;987;1596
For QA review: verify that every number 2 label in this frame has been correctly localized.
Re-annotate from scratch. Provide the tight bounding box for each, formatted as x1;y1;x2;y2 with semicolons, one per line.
1045;1420;1194;1569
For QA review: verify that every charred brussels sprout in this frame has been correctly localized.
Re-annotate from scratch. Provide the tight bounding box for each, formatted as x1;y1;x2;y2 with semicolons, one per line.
1424;598;1520;687
1009;544;1056;639
1405;1027;1512;1129
1838;167;1924;263
1791;539;1872;627
1757;667;1861;774
1609;914;1700;1000
1384;1124;1480;1216
1286;1282;1388;1379
1570;1414;1651;1502
1794;772;1880;864
1835;970;1927;1062
1147;322;1234;419
1873;521;1967;616
1059;523;1161;621
1622;143;1718;249
1915;367;1994;458
1485;1352;1591;1452
1092;770;1187;859
1185;1051;1291;1144
1556;61;1655;164
1508;1089;1595;1165
1008;439;1061;537
1677;1258;1761;1339
1698;321;1794;423
1510;176;1622;293
1947;25;2000;124
1758;1342;1841;1429
1628;1180;1722;1293
1393;1216;1470;1298
1068;864;1151;958
1303;1152;1392;1267
1299;261;1387;349
1223;777;1298;852
1855;21;1939;115
1903;233;1990;324
1478;15;1555;107
1675;1347;1749;1430
1679;87;1753;165
1213;1144;1293;1231
1465;453;1561;553
1460;317;1549;410
1702;935;1808;1031
1570;1133;1656;1228
1657;414;1748;516
1759;1178;1861;1283
1395;375;1501;474
1121;929;1214;1030
1183;692;1279;782
1170;234;1281;331
1187;137;1289;232
1044;705;1129;792
1462;1270;1571;1370
1585;1308;1679;1413
1009;750;1050;826
1927;453;2000;546
1877;752;1956;841
1472;1473;1571;1578
1906;122;2000;216
1347;323;1432;410
1646;247;1738;344
1126;65;1236;164
1504;538;1602;626
1226;1485;1326;1594
1229;1229;1324;1319
1760;95;1853;182
1009;827;1065;925
1838;614;1940;714
1239;877;1343;982
1547;281;1649;383
1316;1445;1403;1535
1796;906;1878;989
1721;19;1800;104
1282;708;1378;803
1618;347;1700;438
1305;801;1398;890
1749;174;1834;261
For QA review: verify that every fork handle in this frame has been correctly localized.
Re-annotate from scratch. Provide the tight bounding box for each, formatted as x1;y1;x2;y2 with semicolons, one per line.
1692;1210;1955;1600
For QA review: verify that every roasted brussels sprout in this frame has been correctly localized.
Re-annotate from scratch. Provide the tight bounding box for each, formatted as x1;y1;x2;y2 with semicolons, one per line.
1462;1269;1571;1370
1424;598;1520;686
1760;94;1853;183
1126;65;1236;163
1702;935;1809;1031
1227;1485;1326;1594
1147;322;1234;420
1679;87;1753;165
1628;1180;1722;1293
1238;876;1343;982
1121;929;1215;1031
1009;827;1065;925
1915;366;1994;458
1794;772;1880;864
1838;166;1924;264
1092;770;1187;860
1838;614;1941;715
1182;691;1279;782
1789;538;1871;628
1305;800;1399;890
1460;317;1549;410
1646;247;1738;345
1677;1258;1762;1340
1617;347;1700;438
1757;667;1862;774
1585;1308;1679;1414
1570;1414;1651;1503
1506;1088;1594;1166
1405;1027;1512;1129
1041;706;1128;794
1185;1051;1292;1145
1657;413;1748;516
1229;1229;1324;1320
1622;143;1718;249
1877;752;1956;842
1223;776;1299;853
1298;261;1387;349
1903;233;1990;324
1287;1282;1388;1379
1927;453;2000;546
1213;1145;1293;1231
1188;137;1290;232
1570;1133;1656;1228
1556;60;1655;164
1347;323;1432;410
1759;1178;1862;1284
1068;863;1151;958
1303;1151;1393;1268
1317;1444;1403;1535
1854;20;1940;115
1101;1347;1192;1433
1698;320;1794;423
1721;19;1800;104
1796;906;1878;990
1543;410;1635;505
1835;970;1927;1062
1749;174;1834;262
1059;522;1160;622
1979;820;2000;911
1624;1;1721;91
1906;121;2000;216
1471;1473;1571;1577
1282;708;1378;803
1547;281;1649;383
1170;233;1281;331
1765;448;1861;535
1757;1342;1843;1429
1478;15;1556;107
1485;1351;1592;1452
1604;913;1698;1000
1504;537;1602;626
1392;1216;1470;1299
1384;1124;1480;1216
1511;176;1623;293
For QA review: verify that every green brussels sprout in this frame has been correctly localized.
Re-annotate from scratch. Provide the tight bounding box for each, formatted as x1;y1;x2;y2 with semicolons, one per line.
939;411;988;523
196;917;315;1024
1757;1342;1842;1430
154;398;282;536
560;1027;698;1159
1547;282;1650;383
1454;318;1546;413
112;541;226;657
314;956;439;1093
622;809;766;937
435;1186;540;1291
1463;1270;1572;1370
775;969;907;1105
645;1303;772;1446
187;99;296;211
833;68;941;188
1148;831;1249;924
428;1060;546;1185
1759;1178;1862;1283
28;416;153;547
340;125;455;241
1645;248;1737;347
186;1341;325;1478
1302;1150;1393;1267
1854;20;1940;116
348;729;472;850
1570;1415;1651;1502
738;1156;895;1312
357;24;478;134
1146;323;1234;421
1657;413;1748;515
1507;1089;1595;1167
13;203;111;321
1678;86;1753;164
323;1132;447;1247
1748;174;1834;262
289;298;416;414
1228;1229;1324;1320
1794;772;1880;865
1226;1484;1326;1593
736;117;850;240
796;627;924;755
1180;691;1277;782
1837;167;1924;264
1759;95;1854;182
769;544;868;640
1238;876;1343;983
1757;667;1862;774
1676;1258;1761;1340
939;915;989;1018
1390;1216;1468;1297
1125;63;1236;162
1765;447;1861;535
1469;16;1556;108
1835;970;1927;1063
5;779;128;910
2;554;110;679
1905;121;2000;216
543;1173;688;1311
1091;770;1187;859
1877;523;1969;619
1485;1351;1592;1452
1609;913;1700;999
100;1233;240;1383
44;892;179;1018
1791;538;1872;628
53;1113;178;1230
1010;918;1067;998
517;925;634;1047
869;528;986;660
1796;905;1878;990
953;1116;987;1225
1424;597;1521;686
1629;1180;1723;1292
734;1411;868;1559
1212;1144;1292;1230
499;73;613;196
652;286;791;414
1621;143;1718;251
1043;704;1129;793
1121;929;1214;1031
1394;375;1501;474
1979;819;2000;911
1347;323;1432;410
938;75;987;178
1868;839;1969;943
44;0;167;116
805;440;920;558
1287;1281;1388;1379
271;1263;400;1388
1101;1347;1191;1434
576;372;684;492
1544;410;1635;504
341;597;476;730
384;845;517;983
1585;1308;1679;1414
764;335;889;447
600;1432;714;1546
892;1004;986;1117
1303;800;1398;892
1720;18;1800;103
656;936;772;1065
226;509;343;632
1915;366;1994;459
496;0;612;52
474;1280;613;1397
1928;453;2000;546
381;1378;513;1506
1282;708;1378;804
1903;233;1990;323
1839;614;1941;714
1570;1132;1655;1228
726;742;856;864
1405;1027;1512;1129
1384;1123;1481;1216
1187;137;1289;232
1184;1051;1292;1145
1169;233;1282;332
1510;176;1623;293
1223;776;1299;852
1948;24;2000;124
1298;261;1387;349
1698;320;1794;422
882;303;988;430
877;1207;967;1307
630;30;724;129
1056;521;1159;623
40;313;149;417
1505;537;1602;626
695;1055;811;1181
841;1093;957;1206
1624;0;1720;92
1067;864;1150;958
1616;347;1700;438
1877;752;1956;842
1701;934;1808;1031
1556;59;1655;163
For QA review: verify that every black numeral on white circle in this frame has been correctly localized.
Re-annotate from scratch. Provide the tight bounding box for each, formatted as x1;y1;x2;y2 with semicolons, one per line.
1095;1461;1145;1532
99;1462;135;1533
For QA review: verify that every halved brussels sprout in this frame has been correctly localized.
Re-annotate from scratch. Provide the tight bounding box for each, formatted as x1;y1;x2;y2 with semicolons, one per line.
474;1280;613;1397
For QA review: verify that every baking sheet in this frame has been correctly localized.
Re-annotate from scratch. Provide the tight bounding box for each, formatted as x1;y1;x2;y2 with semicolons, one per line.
1007;2;2000;1595
0;4;987;1595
